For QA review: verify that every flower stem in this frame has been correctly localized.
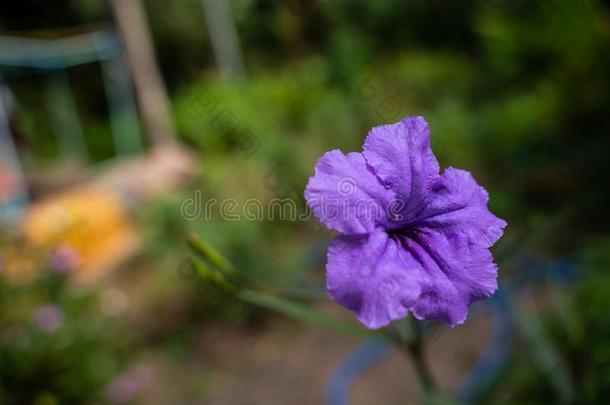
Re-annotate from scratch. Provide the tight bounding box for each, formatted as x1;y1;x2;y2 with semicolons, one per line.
405;317;436;396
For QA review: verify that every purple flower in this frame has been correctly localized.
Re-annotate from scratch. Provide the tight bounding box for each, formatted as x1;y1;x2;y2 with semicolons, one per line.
105;375;139;404
305;116;507;329
47;244;79;273
105;363;153;404
33;304;64;333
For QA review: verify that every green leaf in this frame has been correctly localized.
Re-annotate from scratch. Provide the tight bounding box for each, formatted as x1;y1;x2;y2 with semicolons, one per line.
516;307;574;404
237;289;376;339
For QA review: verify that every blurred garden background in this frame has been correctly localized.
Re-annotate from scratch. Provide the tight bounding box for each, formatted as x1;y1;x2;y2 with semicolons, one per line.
1;0;610;404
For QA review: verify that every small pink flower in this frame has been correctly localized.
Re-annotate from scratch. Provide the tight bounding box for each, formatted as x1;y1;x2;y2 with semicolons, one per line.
33;304;64;333
48;245;80;273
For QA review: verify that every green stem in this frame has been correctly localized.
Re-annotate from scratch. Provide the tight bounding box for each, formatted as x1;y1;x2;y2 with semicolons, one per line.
405;318;436;397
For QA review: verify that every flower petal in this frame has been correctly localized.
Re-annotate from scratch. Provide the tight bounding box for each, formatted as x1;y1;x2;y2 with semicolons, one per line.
326;231;422;329
414;167;507;248
363;116;440;224
305;150;395;234
400;228;499;326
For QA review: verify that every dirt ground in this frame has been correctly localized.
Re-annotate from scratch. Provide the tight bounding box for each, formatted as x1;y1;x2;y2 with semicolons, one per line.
131;302;492;405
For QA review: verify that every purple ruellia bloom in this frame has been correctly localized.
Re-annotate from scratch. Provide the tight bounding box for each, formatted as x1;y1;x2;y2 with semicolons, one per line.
304;116;506;329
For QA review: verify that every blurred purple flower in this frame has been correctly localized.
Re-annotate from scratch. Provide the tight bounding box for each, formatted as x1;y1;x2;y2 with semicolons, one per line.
106;375;139;404
105;363;153;404
47;244;79;273
305;116;506;329
33;304;64;333
130;363;153;389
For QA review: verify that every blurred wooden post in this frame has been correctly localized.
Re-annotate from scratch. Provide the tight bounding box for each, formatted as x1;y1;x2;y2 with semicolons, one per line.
108;0;175;145
201;0;246;80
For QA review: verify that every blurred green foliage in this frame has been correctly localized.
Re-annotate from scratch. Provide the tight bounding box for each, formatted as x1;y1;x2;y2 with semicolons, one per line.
0;240;132;404
484;239;610;403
